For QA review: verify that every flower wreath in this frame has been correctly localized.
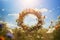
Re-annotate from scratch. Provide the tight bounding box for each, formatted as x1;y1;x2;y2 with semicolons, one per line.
17;9;44;31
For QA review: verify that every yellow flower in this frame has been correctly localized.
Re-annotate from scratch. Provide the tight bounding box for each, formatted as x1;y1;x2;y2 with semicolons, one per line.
0;36;5;40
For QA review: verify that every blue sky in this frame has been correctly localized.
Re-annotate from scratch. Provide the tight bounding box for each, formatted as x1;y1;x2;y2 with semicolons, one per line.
0;0;60;28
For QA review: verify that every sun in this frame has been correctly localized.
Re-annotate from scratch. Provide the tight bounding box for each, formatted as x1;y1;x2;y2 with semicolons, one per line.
22;0;34;4
21;0;39;8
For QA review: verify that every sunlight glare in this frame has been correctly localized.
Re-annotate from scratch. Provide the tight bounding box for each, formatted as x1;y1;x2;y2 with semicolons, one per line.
21;0;39;8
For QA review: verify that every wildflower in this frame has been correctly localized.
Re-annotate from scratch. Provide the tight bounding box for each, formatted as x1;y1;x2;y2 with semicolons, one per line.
0;36;5;40
6;32;14;39
0;24;3;28
6;29;14;39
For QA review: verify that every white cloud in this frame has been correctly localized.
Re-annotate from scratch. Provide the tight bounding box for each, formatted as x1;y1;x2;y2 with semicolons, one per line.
8;13;19;18
2;9;5;11
49;10;52;12
0;21;4;23
27;14;38;19
7;23;15;27
39;8;49;13
0;21;17;29
34;8;51;13
7;22;17;29
8;13;19;16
